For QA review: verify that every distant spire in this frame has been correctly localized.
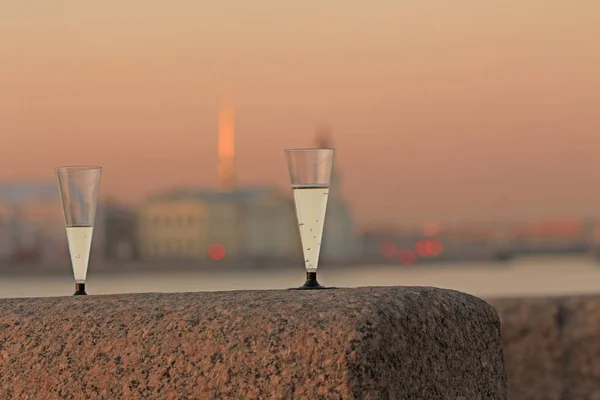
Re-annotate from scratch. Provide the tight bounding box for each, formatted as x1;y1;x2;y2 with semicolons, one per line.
314;125;341;195
315;124;333;148
218;92;236;190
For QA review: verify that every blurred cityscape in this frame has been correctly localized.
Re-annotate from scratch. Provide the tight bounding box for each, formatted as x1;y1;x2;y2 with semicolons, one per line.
2;105;600;275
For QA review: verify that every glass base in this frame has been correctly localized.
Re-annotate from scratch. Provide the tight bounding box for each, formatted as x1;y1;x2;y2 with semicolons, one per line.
288;272;336;290
73;283;87;296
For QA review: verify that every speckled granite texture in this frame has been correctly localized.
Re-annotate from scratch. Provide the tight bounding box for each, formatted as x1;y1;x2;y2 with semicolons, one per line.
0;287;507;399
491;295;600;400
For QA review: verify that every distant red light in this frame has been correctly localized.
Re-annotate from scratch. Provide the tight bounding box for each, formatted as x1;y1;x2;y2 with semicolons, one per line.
380;241;397;259
415;239;443;257
430;239;443;256
398;249;417;265
208;243;226;261
415;240;431;256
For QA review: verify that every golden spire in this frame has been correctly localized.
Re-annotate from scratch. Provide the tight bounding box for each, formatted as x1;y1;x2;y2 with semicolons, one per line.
218;93;236;190
315;124;339;193
315;123;333;148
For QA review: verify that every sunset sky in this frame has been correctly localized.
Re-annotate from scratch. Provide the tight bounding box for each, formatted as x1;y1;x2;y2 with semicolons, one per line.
1;1;599;224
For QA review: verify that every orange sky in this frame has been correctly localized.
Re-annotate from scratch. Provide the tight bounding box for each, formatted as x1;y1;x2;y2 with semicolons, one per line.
0;1;599;224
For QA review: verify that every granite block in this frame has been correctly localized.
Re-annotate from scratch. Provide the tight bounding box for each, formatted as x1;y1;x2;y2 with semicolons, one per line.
492;295;600;400
0;287;507;399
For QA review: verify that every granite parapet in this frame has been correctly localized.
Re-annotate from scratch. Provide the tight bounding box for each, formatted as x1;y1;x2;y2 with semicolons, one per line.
0;287;507;399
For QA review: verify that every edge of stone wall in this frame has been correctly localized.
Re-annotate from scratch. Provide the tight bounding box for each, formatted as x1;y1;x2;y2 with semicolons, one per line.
490;294;600;400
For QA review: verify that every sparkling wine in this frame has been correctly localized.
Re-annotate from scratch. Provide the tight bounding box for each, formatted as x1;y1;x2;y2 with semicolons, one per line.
66;225;94;283
292;184;329;272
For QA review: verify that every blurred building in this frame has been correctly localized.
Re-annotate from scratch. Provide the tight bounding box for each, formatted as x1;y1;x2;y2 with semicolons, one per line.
436;224;498;261
136;105;357;265
359;228;403;264
0;201;12;261
314;127;359;264
137;187;300;261
15;198;67;265
137;195;209;260
0;181;107;267
0;182;66;265
590;220;600;257
102;200;138;261
511;219;588;254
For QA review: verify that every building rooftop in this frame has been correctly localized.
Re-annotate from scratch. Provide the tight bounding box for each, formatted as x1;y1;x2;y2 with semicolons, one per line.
0;182;58;205
147;186;288;204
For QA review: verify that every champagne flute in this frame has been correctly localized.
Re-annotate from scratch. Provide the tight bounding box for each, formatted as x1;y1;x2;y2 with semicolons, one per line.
55;166;102;296
284;148;335;289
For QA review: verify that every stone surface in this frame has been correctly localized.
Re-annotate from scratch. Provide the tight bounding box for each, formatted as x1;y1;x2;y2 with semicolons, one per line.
491;295;600;400
0;287;507;399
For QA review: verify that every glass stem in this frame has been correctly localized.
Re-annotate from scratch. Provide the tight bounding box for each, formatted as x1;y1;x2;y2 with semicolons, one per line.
306;271;317;282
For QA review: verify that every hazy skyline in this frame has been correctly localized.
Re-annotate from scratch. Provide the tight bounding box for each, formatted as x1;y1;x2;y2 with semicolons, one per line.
1;1;599;224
